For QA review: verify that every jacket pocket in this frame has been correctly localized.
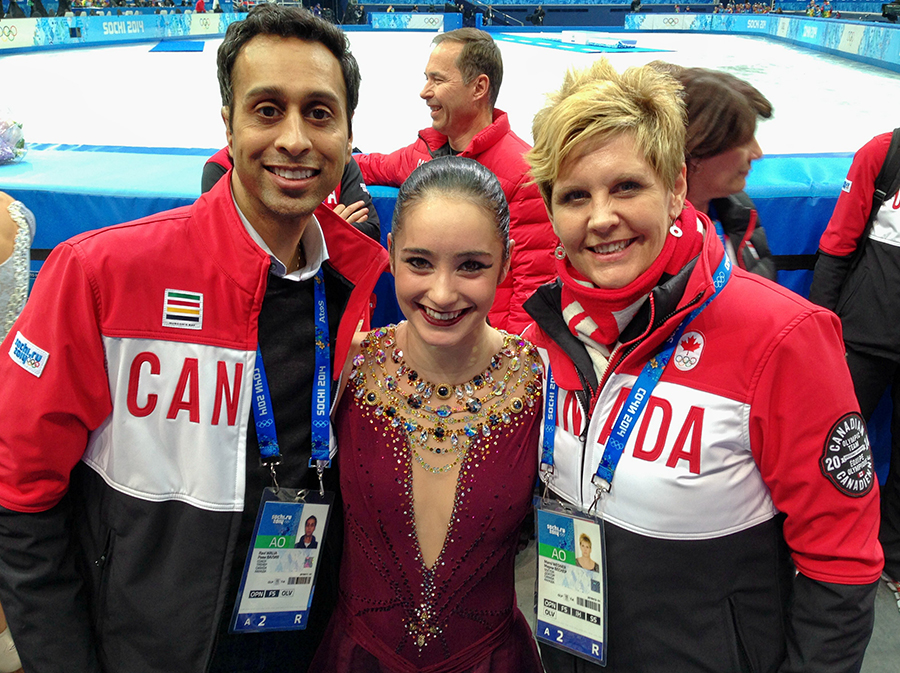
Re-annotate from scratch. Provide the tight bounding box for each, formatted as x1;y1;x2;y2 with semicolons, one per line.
727;595;757;673
835;262;868;317
93;529;116;635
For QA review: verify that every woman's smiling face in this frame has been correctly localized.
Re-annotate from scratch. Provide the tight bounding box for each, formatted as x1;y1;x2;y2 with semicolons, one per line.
550;133;686;289
389;194;509;352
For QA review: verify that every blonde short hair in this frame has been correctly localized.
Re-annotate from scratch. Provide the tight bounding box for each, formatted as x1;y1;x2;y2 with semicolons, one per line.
527;59;686;207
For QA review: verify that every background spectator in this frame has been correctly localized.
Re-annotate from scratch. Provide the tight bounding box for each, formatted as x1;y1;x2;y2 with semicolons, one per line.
667;64;777;280
809;130;900;603
354;28;556;333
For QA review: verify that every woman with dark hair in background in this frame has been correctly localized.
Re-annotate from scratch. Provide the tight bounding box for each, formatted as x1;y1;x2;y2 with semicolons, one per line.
660;64;777;280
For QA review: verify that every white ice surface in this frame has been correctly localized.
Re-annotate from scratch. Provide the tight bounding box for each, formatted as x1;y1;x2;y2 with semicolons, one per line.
3;30;900;156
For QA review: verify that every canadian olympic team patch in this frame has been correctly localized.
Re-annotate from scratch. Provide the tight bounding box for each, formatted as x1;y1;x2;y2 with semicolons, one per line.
820;413;875;497
673;331;704;372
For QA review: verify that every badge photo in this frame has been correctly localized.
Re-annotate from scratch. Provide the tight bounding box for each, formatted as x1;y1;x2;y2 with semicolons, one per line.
230;488;334;633
535;500;608;666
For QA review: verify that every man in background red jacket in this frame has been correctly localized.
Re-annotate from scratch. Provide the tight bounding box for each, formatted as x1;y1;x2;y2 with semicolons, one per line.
355;28;555;333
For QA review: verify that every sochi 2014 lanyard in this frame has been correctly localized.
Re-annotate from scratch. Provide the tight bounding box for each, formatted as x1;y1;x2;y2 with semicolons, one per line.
253;268;331;495
713;220;729;252
541;253;732;510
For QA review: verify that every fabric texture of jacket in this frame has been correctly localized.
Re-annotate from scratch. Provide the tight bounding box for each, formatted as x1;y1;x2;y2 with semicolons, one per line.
524;205;883;672
0;174;388;673
810;131;900;358
355;109;555;333
709;190;777;281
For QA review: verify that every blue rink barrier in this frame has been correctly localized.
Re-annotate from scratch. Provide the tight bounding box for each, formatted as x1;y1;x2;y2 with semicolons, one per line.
0;148;852;310
625;13;900;73
0;146;849;316
0;146;209;250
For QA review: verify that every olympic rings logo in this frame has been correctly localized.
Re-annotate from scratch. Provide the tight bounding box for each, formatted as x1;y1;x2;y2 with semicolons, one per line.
199;17;210;28
663;18;679;26
674;353;698;367
424;16;440;26
1;26;19;41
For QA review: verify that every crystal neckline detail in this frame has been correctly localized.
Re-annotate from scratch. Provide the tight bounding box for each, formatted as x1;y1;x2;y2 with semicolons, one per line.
350;324;543;473
347;323;544;651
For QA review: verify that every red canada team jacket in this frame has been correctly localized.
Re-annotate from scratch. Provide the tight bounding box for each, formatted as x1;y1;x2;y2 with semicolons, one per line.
524;204;882;672
0;174;388;672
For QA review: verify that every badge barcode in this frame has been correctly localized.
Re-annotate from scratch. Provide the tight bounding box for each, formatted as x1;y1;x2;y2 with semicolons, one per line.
288;576;312;585
577;596;601;612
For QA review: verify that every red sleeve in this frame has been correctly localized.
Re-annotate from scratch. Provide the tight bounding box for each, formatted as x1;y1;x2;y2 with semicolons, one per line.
818;132;892;257
0;243;113;512
354;140;423;188
502;179;557;334
749;308;883;584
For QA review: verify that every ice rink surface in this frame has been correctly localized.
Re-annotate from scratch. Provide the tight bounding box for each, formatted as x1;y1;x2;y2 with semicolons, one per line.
4;30;900;156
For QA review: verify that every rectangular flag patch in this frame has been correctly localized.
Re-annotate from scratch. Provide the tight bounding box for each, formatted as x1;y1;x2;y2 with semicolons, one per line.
163;289;203;330
9;331;49;378
842;179;852;193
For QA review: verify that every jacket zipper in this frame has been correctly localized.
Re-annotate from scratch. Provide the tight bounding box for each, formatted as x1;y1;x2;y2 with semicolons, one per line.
578;289;707;498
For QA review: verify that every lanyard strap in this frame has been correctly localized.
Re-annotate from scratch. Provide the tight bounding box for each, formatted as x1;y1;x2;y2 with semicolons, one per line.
252;268;331;493
309;270;332;468
540;367;559;471
541;253;732;504
713;220;728;252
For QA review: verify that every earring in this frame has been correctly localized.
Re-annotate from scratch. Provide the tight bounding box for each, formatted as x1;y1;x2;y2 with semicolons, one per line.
669;221;683;238
554;245;567;260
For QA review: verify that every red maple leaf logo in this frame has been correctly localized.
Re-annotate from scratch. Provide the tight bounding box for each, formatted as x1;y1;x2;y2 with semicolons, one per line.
680;335;701;352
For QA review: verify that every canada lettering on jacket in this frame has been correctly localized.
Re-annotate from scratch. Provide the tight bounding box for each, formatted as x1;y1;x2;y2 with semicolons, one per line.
831;413;865;443
598;386;704;474
126;352;244;425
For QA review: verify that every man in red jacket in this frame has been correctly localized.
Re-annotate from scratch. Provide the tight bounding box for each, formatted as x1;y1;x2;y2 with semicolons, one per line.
0;6;387;673
355;28;555;333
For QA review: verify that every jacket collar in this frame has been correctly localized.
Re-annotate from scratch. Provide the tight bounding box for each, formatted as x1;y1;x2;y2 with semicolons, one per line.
418;109;511;157
188;171;389;376
526;209;724;391
189;171;273;295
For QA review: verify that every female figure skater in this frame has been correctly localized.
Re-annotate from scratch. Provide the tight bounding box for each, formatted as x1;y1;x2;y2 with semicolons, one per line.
312;157;544;673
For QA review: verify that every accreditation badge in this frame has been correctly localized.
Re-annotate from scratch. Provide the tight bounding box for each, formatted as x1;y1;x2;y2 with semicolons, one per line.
535;498;608;666
229;487;333;633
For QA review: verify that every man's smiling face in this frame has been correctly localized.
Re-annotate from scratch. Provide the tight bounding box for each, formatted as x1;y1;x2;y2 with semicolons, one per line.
225;34;349;233
419;41;479;142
